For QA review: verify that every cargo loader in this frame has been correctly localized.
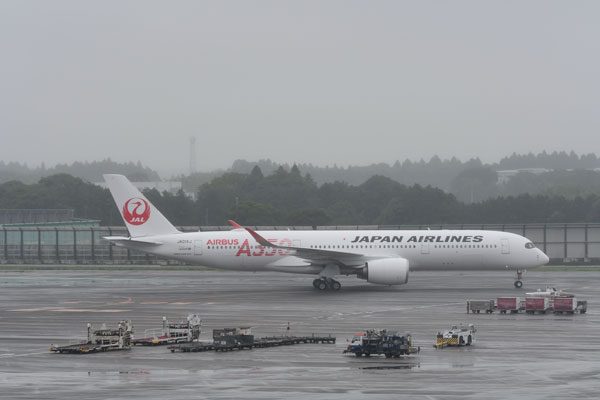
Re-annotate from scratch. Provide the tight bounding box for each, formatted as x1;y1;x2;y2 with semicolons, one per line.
50;320;133;354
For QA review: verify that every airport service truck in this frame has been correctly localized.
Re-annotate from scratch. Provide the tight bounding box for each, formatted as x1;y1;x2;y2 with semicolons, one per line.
344;329;419;358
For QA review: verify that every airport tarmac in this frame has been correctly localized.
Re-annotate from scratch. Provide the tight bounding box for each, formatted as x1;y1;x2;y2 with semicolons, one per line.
0;268;598;399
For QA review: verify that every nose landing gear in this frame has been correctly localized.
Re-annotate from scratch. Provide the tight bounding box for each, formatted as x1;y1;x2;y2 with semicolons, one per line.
312;278;341;291
514;269;524;288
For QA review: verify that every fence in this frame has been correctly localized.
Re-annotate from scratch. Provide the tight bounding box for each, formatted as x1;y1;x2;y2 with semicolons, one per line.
1;223;599;264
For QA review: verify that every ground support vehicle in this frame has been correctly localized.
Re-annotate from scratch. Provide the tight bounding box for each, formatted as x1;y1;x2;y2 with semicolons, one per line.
343;329;419;357
169;334;335;352
133;314;201;346
434;324;476;349
212;327;255;351
496;297;523;313
552;297;588;314
467;300;495;314
525;297;551;314
50;320;133;354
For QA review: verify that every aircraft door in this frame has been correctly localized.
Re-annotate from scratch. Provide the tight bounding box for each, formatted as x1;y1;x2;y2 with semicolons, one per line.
194;240;203;255
501;238;510;254
420;243;430;254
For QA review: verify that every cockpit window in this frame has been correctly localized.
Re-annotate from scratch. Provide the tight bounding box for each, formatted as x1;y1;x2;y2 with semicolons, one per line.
525;242;536;249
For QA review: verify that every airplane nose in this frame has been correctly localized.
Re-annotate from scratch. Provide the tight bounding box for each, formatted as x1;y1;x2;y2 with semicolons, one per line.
540;251;549;265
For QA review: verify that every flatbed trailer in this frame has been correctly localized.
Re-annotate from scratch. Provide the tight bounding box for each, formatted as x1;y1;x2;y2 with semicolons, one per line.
50;342;132;354
169;334;335;353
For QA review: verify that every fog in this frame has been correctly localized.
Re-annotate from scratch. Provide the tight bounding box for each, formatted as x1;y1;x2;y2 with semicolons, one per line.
1;1;599;175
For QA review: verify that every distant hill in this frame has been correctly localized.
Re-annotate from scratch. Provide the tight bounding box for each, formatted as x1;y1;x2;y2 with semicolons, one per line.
0;159;160;184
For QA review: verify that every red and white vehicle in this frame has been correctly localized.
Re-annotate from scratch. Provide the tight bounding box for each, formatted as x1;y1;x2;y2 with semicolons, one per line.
525;297;551;314
103;174;550;291
496;297;524;314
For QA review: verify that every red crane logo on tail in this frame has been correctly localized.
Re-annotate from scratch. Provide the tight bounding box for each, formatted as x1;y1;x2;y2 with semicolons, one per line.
122;198;150;225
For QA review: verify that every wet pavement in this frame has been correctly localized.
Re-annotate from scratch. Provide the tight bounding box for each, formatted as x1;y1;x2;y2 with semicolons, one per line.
0;268;598;399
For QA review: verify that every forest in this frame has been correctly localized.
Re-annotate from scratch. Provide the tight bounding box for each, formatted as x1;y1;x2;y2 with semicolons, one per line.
1;169;599;227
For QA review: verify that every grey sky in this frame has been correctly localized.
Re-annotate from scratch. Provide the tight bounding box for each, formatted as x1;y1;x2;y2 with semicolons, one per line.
1;1;599;175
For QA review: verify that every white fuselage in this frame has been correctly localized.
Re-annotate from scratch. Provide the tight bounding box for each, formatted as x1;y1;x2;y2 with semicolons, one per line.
119;229;549;275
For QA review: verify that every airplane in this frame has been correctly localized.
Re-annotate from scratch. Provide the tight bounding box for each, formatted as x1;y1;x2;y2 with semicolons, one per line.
103;174;550;291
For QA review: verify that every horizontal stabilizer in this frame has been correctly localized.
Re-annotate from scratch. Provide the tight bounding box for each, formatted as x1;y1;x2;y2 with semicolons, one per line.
103;236;163;245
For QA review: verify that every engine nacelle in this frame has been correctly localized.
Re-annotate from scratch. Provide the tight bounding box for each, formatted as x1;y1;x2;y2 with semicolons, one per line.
357;258;410;285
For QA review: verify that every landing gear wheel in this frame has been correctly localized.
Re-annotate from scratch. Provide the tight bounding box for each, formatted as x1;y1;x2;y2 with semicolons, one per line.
317;280;328;291
514;280;523;289
312;279;321;289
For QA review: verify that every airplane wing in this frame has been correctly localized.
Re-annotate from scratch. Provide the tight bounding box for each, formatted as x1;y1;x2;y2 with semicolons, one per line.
242;224;375;268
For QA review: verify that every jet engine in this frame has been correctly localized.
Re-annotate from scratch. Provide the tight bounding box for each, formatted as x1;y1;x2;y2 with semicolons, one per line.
357;258;410;285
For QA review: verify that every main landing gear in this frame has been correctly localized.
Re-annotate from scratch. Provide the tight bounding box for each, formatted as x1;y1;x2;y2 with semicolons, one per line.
312;278;341;291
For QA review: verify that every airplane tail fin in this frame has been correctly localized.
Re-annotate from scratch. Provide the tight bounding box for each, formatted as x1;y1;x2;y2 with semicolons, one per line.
103;174;180;237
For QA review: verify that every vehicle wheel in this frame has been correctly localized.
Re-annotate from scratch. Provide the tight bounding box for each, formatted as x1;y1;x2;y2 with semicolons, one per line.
355;353;362;357
459;337;465;346
317;280;327;290
467;335;472;346
312;279;320;289
331;280;341;291
514;280;523;289
385;353;392;358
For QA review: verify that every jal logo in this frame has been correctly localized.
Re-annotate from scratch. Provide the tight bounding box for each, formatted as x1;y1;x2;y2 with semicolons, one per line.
122;197;150;225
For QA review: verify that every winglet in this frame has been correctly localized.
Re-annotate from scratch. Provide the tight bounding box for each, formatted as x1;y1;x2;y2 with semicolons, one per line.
227;220;244;230
244;226;275;247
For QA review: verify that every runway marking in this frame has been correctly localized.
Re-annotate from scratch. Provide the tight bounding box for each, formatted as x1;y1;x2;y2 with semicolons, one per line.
522;370;553;382
8;307;131;313
116;297;134;304
317;302;463;319
0;350;49;358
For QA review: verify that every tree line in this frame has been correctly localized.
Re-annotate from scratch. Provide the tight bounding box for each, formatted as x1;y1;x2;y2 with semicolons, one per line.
0;159;160;184
1;171;599;227
183;151;600;196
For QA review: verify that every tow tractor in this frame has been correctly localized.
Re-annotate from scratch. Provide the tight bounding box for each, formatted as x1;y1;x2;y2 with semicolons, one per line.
434;324;476;349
